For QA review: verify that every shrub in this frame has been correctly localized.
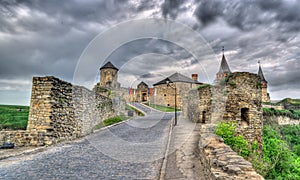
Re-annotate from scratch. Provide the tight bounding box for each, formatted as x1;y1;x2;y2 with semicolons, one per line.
262;125;300;179
263;108;300;119
215;122;300;179
214;121;250;158
197;84;211;89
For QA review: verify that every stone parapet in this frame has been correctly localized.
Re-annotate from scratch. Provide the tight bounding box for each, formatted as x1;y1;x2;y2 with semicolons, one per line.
0;130;53;147
199;124;264;180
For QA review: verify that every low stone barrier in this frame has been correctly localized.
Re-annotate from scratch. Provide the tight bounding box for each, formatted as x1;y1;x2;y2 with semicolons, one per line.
0;130;53;147
198;124;264;180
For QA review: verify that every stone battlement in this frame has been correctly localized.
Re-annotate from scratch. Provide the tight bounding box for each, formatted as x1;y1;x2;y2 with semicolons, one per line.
199;124;264;180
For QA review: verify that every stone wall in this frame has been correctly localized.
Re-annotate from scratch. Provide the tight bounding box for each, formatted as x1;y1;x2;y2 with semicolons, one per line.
262;104;284;110
187;72;263;148
0;76;116;147
0;130;52;147
263;115;300;125
186;89;201;123
73;85;115;136
199;124;264;180
153;82;194;109
222;72;263;145
184;72;265;178
197;85;212;124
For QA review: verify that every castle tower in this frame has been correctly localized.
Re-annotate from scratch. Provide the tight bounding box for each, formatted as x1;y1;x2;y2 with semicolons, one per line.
258;62;270;102
99;61;120;89
216;47;231;82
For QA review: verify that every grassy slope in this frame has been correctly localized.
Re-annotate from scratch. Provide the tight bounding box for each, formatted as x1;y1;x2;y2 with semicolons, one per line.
263;98;300;106
125;105;145;116
144;103;180;112
94;116;129;130
0;105;29;130
263;108;300;119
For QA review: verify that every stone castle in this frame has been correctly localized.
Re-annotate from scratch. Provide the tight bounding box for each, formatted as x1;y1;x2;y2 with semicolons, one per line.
115;49;269;109
1;47;295;179
0;47;271;148
95;49;270;148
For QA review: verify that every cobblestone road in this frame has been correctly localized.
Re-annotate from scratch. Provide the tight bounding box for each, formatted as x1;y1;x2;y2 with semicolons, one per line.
0;104;172;180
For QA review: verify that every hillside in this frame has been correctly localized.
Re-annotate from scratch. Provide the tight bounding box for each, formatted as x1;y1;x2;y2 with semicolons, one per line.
0;105;29;130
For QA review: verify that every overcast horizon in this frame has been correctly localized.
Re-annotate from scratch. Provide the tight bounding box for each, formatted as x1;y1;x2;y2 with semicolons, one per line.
0;0;299;105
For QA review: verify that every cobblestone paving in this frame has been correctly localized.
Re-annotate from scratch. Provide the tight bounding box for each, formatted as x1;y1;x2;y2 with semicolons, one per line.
0;104;172;180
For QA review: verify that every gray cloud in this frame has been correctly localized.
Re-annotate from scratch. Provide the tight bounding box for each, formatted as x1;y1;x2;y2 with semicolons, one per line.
0;0;299;104
0;0;159;81
106;38;194;68
162;0;185;19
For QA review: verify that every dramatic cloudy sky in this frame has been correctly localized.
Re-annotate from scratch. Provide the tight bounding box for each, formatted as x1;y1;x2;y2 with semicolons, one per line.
0;0;299;105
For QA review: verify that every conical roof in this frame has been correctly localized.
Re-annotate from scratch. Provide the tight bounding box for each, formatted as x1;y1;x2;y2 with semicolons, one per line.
258;64;267;83
100;61;118;71
153;72;201;86
217;54;231;74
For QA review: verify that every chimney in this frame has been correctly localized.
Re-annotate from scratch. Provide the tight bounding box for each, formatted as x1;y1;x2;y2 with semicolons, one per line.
192;74;198;81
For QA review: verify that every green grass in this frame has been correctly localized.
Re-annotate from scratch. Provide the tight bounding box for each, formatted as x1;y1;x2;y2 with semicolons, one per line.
283;98;300;106
94;116;129;130
263;108;300;119
0;104;29;130
125;105;145;116
144;103;180;112
215;122;300;179
263;98;300;106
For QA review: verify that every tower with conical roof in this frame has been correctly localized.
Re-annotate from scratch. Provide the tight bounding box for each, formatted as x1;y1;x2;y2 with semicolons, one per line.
258;61;270;102
216;47;231;82
99;61;120;89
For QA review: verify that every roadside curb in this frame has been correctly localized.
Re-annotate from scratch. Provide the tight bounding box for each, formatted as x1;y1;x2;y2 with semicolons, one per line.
138;103;159;112
93;116;134;133
0;117;135;161
159;117;174;180
0;146;48;161
126;103;147;116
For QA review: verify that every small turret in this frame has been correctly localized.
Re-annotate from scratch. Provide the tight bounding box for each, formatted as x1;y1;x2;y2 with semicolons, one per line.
258;61;270;102
216;47;231;81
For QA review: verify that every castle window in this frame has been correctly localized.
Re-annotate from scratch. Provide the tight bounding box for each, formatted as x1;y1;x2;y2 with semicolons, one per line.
202;111;206;123
241;108;249;127
164;94;166;96
167;104;170;106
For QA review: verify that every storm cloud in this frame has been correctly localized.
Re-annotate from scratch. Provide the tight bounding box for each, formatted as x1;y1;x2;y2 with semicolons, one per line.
0;0;299;104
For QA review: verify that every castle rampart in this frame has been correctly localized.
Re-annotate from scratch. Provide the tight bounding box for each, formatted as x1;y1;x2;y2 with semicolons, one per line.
0;76;115;146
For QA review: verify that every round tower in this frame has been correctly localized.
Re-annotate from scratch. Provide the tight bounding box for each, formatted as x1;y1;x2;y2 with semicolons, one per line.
99;61;120;89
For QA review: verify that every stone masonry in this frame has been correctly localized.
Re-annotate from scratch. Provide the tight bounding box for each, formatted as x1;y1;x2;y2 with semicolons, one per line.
187;72;263;147
0;76;116;147
184;72;264;179
198;124;263;180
